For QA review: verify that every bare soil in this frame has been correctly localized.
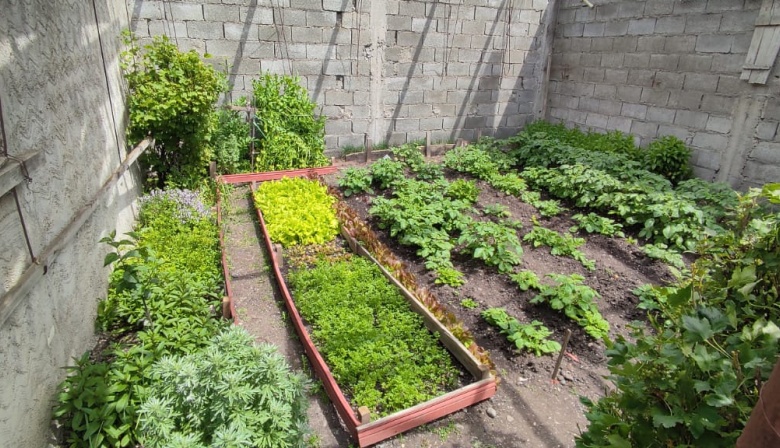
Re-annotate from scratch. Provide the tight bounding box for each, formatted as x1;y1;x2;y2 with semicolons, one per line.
222;163;675;448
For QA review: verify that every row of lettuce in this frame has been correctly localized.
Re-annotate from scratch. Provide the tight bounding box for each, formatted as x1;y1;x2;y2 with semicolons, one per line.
54;187;310;447
338;124;780;447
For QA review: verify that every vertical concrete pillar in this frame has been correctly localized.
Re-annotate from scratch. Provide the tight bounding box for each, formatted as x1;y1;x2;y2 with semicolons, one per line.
369;1;387;146
717;96;766;186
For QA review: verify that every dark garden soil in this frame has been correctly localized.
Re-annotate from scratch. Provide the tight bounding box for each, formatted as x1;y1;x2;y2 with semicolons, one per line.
224;161;676;448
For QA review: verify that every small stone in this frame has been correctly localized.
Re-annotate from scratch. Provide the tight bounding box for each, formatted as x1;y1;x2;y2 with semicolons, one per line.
563;372;574;381
506;415;515;423
486;407;497;418
518;376;529;383
559;378;567;385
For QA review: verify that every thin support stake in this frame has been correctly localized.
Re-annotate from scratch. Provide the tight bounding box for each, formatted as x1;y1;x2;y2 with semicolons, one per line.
551;329;572;381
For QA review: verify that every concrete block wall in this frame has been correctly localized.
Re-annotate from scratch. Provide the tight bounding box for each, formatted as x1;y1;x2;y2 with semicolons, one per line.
0;1;139;446
548;0;780;189
129;0;550;151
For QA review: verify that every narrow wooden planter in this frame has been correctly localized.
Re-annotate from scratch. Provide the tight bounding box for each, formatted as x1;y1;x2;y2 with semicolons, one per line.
219;168;497;446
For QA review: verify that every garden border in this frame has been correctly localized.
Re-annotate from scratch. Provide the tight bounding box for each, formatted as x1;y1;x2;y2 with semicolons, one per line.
218;167;497;447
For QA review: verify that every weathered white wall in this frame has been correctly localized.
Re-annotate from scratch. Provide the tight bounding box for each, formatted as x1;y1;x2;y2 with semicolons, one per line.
0;1;140;446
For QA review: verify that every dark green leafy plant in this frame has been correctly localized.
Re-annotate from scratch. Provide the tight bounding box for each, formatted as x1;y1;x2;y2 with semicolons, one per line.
289;257;459;417
523;220;596;270
531;274;609;339
482;308;561;356
369;158;406;190
121;33;225;188
642;243;686;269
570;213;625;238
577;185;780;448
138;326;309;448
254;177;338;247
446;179;480;203
338;167;374;197
458;221;523;273
212;108;251;174
643;135;692;184
252;73;328;171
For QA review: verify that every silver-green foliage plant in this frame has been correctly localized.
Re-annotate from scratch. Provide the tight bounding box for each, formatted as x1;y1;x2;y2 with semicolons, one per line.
139;326;309;448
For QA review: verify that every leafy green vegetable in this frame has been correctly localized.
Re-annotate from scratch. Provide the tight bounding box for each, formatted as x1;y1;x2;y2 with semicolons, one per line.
531;274;609;339
254;177;339;247
523;220;596;270
338;167;374;197
458;221;523;273
482;308;561;356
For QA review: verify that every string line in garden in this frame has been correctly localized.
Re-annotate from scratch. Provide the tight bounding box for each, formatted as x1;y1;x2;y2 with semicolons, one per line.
91;0;123;161
161;0;179;48
272;0;292;76
443;0;463;78
503;1;513;76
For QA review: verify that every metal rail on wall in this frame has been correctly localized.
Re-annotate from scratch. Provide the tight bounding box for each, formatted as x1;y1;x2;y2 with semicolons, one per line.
0;137;154;327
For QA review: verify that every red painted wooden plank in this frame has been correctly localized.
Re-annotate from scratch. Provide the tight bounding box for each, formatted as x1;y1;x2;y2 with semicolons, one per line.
219;166;338;184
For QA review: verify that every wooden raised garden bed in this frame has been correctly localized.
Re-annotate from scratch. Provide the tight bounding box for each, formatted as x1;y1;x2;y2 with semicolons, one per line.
218;168;497;447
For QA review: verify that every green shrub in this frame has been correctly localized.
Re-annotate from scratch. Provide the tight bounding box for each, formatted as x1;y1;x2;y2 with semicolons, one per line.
138;326;309;448
446;179;480;203
252;73;328;171
458;221;523;273
370;158;406;190
212;108;252;174
643;135;692;184
121;34;225;188
254;177;338;247
577;185;780;448
289;257;459;416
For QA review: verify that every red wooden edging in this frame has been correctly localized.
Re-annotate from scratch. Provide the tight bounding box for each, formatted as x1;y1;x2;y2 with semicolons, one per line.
245;175;497;446
215;186;237;322
251;188;361;437
219;166;338;184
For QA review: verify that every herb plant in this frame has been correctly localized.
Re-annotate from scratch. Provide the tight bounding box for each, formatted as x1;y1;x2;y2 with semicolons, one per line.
289;257;459;416
254;177;338;247
482;308;561;356
138;326;309;448
531;274;609;339
252;73;328;171
121;34;225;188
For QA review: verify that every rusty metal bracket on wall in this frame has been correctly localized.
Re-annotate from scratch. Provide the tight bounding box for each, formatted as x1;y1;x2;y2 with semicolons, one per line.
0;137;154;327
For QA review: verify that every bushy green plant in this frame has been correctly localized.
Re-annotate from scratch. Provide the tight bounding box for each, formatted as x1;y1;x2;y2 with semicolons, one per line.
458;221;523;273
121;33;226;188
643;135;692;184
338;167;374;197
570;213;625;237
254;177;338;247
138;326;309;448
531;274;609;339
289;257;459;416
212;108;252;174
253;73;328;171
435;266;466;287
482;309;561;356
487;172;527;196
578;185;780;448
369;157;406;190
446;179;480;203
460;298;479;309
510;270;541;291
642;243;686;269
520;190;565;217
523;221;596;270
482;203;511;218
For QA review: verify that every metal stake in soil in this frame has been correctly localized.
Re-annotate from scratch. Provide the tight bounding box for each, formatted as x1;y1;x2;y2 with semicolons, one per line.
552;329;572;382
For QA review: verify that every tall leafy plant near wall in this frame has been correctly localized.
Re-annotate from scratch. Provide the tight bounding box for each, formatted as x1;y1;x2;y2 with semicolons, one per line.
252;73;328;171
121;33;226;188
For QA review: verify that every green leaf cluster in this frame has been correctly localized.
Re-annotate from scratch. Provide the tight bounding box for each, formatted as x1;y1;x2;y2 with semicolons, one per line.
577;185;780;447
369;157;406;190
529;274;609;339
570;212;625;237
121;34;226;188
523;222;596;270
643;135;692;185
446;179;480;203
338;167;374;197
55;188;225;447
289;257;459;417
138;326;309;448
458;221;523;273
212;108;252;174
481;308;561;356
252;73;328;171
254;177;339;247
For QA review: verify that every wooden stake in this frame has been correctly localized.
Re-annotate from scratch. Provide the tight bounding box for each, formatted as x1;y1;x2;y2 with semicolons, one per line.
552;329;572;382
364;134;372;164
425;131;431;157
358;406;371;425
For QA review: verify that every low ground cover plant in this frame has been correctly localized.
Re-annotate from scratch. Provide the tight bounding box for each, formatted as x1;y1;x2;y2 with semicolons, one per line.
570;212;624;238
254;177;339;247
482;308;561;356
289;256;459;417
338;167;373;197
523;221;596;270
577;184;780;447
458;220;523;273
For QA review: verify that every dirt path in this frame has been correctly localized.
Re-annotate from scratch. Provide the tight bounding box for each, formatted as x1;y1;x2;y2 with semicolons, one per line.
222;186;350;448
